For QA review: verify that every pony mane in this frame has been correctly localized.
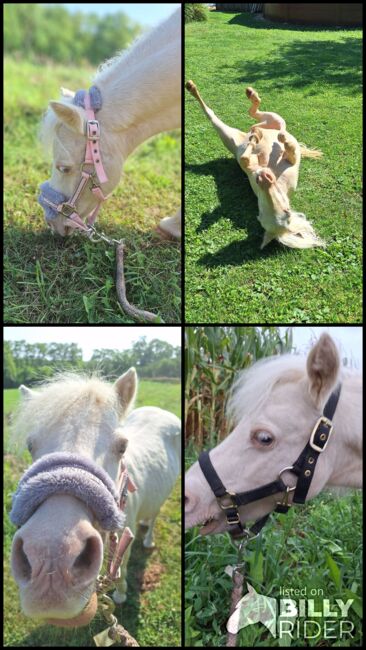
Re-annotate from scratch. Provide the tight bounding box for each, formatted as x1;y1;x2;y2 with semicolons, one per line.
11;373;118;452
227;353;356;427
227;354;308;427
39;7;180;157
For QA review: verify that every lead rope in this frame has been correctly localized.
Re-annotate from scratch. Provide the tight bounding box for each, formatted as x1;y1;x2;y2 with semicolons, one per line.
85;226;161;323
226;532;260;647
93;529;139;646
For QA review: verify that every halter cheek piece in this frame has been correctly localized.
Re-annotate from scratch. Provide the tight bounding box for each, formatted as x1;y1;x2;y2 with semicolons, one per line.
198;384;341;539
38;85;110;232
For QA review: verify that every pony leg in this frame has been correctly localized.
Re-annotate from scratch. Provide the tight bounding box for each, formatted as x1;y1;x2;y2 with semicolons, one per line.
112;540;134;604
158;207;181;239
186;80;247;155
278;132;300;165
246;87;287;131
239;128;262;172
141;516;158;549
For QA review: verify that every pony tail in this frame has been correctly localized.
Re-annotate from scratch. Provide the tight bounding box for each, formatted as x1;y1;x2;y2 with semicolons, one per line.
299;144;323;159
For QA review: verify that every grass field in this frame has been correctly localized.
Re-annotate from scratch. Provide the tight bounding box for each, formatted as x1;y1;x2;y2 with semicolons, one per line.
4;381;182;647
185;444;362;647
4;58;181;324
185;12;362;323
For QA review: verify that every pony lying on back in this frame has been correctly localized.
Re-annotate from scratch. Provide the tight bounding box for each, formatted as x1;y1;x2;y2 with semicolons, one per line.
186;82;324;249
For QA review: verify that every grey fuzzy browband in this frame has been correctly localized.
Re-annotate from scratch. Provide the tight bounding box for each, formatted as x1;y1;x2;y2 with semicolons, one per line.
10;452;125;531
73;85;102;111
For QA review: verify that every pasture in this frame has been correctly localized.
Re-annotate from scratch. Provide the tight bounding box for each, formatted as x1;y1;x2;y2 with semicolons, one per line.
185;12;362;323
4;380;181;647
4;58;181;324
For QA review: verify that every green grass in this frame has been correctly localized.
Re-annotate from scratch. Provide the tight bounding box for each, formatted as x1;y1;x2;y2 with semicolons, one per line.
4;381;181;646
4;58;181;323
185;12;362;323
185;446;362;647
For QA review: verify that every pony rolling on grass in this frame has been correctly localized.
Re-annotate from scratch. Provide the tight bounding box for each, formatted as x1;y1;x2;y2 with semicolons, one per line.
186;81;324;249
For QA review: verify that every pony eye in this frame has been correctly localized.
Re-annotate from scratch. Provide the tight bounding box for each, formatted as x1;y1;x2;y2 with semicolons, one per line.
26;439;33;453
56;165;71;174
253;430;274;446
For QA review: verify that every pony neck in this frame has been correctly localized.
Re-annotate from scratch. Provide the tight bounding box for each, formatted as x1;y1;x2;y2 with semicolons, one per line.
94;10;180;157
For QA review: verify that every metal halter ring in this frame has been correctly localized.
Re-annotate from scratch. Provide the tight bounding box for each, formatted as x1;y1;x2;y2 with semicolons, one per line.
278;466;297;492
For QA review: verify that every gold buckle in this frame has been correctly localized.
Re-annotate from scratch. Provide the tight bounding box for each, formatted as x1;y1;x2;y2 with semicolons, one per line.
309;416;333;452
217;492;236;510
227;513;240;525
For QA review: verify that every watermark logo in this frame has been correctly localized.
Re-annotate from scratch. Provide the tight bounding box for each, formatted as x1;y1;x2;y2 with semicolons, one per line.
227;582;277;637
226;581;355;640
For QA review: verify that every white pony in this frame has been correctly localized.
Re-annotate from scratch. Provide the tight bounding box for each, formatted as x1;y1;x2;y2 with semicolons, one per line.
39;8;181;239
186;81;324;249
185;334;362;534
10;369;181;625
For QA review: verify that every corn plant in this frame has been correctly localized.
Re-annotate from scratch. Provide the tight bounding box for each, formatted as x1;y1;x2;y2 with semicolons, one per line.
185;326;293;448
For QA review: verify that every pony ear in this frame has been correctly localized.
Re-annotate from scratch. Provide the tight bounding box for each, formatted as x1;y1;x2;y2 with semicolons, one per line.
306;334;340;407
19;385;36;401
114;368;138;414
49;100;85;135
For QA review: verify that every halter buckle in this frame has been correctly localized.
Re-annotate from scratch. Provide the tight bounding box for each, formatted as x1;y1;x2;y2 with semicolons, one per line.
309;416;333;452
58;202;76;217
217;492;237;510
87;119;100;140
226;512;241;526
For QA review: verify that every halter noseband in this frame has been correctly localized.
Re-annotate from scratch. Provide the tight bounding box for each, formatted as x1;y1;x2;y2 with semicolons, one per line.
9;451;134;530
38;85;110;232
198;384;341;539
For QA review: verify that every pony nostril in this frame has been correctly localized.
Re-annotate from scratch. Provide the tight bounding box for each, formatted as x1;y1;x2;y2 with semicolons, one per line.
185;491;198;512
71;535;103;583
11;536;32;585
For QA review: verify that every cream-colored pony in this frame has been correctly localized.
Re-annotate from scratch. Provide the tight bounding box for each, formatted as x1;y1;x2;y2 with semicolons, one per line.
186;81;324;249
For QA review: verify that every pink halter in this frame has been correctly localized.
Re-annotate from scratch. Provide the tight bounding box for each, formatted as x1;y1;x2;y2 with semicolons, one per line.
39;88;110;232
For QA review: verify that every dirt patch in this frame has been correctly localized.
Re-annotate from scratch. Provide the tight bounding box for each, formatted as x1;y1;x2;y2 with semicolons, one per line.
138;562;166;592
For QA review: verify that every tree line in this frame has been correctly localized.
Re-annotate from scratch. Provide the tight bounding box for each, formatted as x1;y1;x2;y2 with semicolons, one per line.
4;3;143;65
4;338;181;388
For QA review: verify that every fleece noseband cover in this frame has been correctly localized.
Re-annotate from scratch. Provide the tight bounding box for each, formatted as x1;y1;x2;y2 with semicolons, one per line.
9;451;125;531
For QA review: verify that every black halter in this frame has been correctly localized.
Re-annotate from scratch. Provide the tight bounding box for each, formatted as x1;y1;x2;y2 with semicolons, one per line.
198;384;341;539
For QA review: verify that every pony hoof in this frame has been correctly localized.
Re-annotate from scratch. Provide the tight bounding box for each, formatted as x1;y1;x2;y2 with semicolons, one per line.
250;126;263;142
155;226;177;241
186;80;196;92
113;590;127;605
246;86;254;99
143;539;156;549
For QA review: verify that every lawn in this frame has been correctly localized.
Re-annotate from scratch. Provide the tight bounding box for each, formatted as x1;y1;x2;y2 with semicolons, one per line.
185;12;362;323
4;381;182;646
4;58;181;324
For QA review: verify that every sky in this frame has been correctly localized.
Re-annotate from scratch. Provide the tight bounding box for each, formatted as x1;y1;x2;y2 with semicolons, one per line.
280;326;362;368
60;3;180;26
4;327;181;361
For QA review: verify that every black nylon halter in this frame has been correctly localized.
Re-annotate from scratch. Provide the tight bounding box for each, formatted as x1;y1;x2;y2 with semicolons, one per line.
198;384;341;539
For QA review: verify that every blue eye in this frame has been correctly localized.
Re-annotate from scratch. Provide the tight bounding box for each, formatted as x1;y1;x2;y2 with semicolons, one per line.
254;431;273;446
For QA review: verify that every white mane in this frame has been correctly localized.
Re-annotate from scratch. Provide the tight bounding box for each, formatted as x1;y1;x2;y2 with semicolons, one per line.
11;373;119;451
